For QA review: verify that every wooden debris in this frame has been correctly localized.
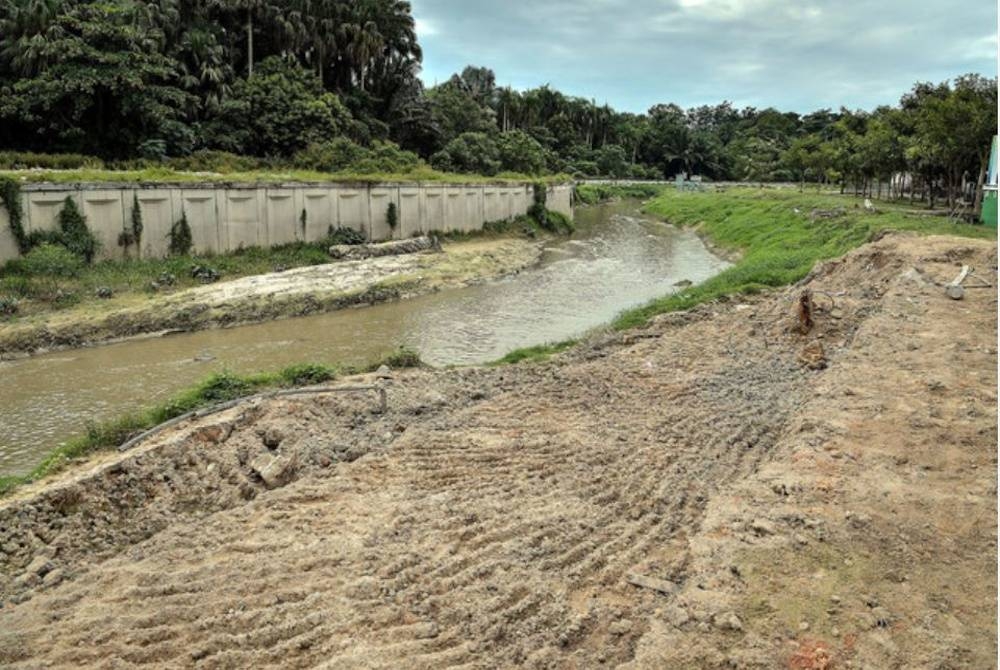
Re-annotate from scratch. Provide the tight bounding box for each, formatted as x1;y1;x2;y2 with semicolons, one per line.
625;573;679;595
796;290;815;334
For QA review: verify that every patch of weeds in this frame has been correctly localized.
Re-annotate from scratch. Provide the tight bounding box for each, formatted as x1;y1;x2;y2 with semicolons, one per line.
492;339;577;365
368;346;423;371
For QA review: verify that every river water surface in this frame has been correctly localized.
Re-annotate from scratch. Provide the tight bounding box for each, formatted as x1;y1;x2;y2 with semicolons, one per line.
0;201;728;476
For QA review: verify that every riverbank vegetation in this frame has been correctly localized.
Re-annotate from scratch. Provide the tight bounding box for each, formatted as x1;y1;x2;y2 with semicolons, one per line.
612;188;996;330
0;195;569;322
0;2;994;208
574;183;668;205
0;350;422;496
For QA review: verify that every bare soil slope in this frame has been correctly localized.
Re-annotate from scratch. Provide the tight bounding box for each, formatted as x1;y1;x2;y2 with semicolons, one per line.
0;233;995;669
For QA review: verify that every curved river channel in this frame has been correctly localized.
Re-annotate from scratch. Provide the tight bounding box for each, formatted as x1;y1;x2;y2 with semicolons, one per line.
0;200;729;476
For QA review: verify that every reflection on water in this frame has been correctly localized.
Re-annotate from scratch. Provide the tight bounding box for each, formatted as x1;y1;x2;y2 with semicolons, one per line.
0;201;728;475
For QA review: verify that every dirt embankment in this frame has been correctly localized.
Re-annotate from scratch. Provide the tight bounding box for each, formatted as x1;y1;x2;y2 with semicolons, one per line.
0;236;543;359
0;233;995;668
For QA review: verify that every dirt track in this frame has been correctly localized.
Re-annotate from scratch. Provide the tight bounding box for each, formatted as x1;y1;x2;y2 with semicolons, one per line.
0;233;996;668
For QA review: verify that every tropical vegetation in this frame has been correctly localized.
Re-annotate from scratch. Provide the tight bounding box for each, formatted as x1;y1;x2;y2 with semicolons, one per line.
0;0;994;210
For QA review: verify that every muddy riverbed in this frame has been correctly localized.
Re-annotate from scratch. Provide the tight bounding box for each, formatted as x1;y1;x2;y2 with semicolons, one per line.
0;201;728;475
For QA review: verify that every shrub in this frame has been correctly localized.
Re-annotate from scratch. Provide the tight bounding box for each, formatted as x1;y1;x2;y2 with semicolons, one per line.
57;197;99;263
279;363;336;386
430;132;501;175
169;210;193;255
292;139;421;174
0;275;31;297
20;243;84;278
323;225;365;246
0;296;18;316
375;346;423;370
386;202;398;230
131;194;143;247
0;177;26;252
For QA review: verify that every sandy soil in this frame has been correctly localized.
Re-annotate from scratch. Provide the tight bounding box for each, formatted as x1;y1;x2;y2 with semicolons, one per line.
0;232;995;669
0;236;543;358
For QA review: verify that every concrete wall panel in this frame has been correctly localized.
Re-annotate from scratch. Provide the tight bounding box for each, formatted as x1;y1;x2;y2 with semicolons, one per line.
302;189;335;242
221;190;261;250
369;187;398;241
0;203;16;263
338;191;366;236
136;190;175;258
26;193;70;236
265;189;297;246
80;191;125;259
4;181;572;259
483;189;500;222
424;190;445;234
398;188;421;238
181;191;219;253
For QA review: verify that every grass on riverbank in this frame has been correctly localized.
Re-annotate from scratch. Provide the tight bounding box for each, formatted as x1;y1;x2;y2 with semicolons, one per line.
0;240;348;320
574;183;667;205
491;339;578;365
0;349;422;496
612;188;995;330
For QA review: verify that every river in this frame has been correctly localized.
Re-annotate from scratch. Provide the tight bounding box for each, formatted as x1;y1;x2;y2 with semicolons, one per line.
0;200;729;476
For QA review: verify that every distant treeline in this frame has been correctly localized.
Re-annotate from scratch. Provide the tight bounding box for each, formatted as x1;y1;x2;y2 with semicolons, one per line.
0;0;995;206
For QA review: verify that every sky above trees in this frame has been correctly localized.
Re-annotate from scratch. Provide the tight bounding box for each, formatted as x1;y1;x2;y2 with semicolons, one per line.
412;0;998;113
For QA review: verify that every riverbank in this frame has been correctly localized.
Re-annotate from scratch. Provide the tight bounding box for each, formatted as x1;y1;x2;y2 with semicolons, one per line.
613;186;995;329
0;234;545;358
1;232;994;667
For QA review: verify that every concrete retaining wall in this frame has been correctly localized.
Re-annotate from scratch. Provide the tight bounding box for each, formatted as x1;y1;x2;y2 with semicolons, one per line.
0;182;574;261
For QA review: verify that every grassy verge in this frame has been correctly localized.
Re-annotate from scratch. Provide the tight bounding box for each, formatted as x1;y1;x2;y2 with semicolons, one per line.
612;188;995;330
0;348;422;497
0;166;573;185
574;183;667;205
435;209;574;243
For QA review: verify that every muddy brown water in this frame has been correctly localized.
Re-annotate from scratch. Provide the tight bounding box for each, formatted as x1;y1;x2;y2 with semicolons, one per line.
0;201;728;476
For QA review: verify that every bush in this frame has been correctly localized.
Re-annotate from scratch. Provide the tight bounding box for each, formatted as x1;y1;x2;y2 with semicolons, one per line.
279;363;336;386
0;275;31;297
205;57;354;156
386;202;398;230
292;139;421;174
374;346;423;370
20;243;84;277
169;210;193;255
431;132;501;175
323;225;365;246
57;197;99;263
0;177;26;252
0;296;18;316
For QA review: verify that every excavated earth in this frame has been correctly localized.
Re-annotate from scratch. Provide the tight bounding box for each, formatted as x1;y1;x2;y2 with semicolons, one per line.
0;233;996;668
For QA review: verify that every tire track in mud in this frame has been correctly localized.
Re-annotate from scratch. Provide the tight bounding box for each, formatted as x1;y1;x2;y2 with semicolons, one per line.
0;297;810;669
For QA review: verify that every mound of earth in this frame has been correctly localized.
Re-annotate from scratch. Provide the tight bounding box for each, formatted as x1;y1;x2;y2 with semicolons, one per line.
0;232;995;668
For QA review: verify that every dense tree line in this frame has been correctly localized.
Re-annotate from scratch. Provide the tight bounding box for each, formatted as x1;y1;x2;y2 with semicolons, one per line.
0;0;995;209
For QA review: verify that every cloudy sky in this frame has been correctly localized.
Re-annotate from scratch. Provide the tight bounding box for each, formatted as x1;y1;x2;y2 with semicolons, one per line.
411;0;997;113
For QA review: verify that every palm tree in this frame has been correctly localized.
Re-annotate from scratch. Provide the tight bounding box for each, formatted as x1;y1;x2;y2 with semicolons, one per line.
0;0;63;77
